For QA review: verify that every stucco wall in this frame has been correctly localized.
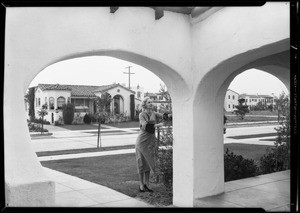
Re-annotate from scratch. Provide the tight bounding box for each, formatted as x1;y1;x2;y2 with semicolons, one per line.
224;90;239;112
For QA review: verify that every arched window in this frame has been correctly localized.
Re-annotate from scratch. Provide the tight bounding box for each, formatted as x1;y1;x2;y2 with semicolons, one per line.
57;97;66;109
49;97;54;109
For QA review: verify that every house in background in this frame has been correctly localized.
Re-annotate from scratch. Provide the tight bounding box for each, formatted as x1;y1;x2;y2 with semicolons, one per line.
30;83;137;124
239;93;275;110
224;89;239;112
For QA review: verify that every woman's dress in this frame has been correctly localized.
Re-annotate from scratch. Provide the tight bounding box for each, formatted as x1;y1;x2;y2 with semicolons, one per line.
135;111;162;173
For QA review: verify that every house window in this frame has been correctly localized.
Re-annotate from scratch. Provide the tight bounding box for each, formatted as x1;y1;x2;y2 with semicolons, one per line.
228;95;230;99
233;96;235;100
49;97;54;109
38;98;41;107
233;105;235;109
228;104;230;108
68;97;71;103
71;99;89;107
57;97;66;109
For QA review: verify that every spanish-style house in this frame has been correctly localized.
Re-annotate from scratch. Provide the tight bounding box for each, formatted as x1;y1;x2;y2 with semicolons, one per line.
239;93;275;110
224;89;239;112
30;83;139;124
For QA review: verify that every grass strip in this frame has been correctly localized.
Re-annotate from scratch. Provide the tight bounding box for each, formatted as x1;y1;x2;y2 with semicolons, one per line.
227;132;277;139
36;145;135;157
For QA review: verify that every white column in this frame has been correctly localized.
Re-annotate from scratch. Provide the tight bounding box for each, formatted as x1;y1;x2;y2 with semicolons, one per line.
4;69;55;206
172;99;195;206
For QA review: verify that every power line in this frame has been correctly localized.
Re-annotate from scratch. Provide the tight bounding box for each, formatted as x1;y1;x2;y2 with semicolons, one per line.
123;66;135;90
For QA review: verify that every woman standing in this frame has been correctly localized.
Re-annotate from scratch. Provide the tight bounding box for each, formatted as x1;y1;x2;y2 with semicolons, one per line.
135;97;165;192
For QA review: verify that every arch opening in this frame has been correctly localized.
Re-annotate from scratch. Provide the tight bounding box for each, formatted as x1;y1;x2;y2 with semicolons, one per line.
192;40;290;199
24;53;177;205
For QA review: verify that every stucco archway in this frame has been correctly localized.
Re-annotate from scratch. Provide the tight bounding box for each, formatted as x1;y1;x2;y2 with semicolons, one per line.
4;4;290;207
192;40;289;201
4;48;189;206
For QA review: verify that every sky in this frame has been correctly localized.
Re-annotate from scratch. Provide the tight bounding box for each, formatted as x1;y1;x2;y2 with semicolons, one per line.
29;56;289;97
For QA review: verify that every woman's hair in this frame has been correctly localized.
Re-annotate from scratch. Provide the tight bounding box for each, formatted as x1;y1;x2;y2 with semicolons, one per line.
141;97;151;110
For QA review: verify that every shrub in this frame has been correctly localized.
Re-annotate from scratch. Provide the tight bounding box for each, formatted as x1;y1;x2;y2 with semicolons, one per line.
260;93;290;174
62;103;75;124
224;148;259;182
72;113;83;125
32;118;50;125
83;113;92;124
153;126;173;190
260;144;289;174
27;122;49;132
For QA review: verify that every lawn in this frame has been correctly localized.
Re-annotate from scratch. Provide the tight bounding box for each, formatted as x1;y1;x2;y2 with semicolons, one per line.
105;121;140;128
226;115;277;123
58;124;108;131
36;145;135;157
41;143;273;207
225;110;278;116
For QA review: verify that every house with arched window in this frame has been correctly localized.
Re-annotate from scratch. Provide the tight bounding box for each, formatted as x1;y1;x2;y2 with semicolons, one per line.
32;83;136;124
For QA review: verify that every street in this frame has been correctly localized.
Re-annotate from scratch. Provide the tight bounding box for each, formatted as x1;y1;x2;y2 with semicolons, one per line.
30;125;279;153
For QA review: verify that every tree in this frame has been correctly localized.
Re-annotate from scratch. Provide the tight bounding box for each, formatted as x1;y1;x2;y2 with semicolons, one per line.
130;94;135;120
158;83;172;113
24;87;35;121
254;101;266;111
94;92;112;148
234;98;249;120
62;103;75;124
274;92;289;123
37;103;48;134
260;94;290;173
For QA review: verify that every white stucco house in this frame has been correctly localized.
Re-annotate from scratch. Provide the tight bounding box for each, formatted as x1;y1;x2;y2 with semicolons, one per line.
224;89;239;112
30;83;138;124
239;93;275;110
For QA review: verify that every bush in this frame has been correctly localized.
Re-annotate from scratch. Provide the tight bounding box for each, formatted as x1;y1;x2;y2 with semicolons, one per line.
32;118;50;125
83;113;92;124
260;93;290;174
27;122;49;132
260;144;289;174
153;126;173;190
72;113;83;125
224;148;259;182
62;103;75;124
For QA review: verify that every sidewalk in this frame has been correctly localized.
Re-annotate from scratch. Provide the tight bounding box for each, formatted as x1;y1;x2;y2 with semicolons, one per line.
195;170;290;211
44;167;151;207
43;165;290;210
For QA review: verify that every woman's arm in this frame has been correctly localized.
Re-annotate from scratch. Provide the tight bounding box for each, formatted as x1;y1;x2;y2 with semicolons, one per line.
139;112;147;130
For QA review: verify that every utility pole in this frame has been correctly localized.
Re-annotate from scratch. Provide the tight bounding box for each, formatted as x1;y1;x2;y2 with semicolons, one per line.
123;66;135;89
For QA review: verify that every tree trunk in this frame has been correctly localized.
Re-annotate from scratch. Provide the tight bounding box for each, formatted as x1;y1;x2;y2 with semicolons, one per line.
97;119;101;148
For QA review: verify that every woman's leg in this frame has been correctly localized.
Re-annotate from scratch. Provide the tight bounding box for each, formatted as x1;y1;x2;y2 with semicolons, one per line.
144;171;150;187
139;172;145;190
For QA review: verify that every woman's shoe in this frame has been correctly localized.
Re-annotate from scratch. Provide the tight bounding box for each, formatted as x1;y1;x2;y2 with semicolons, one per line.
139;186;145;192
144;184;153;192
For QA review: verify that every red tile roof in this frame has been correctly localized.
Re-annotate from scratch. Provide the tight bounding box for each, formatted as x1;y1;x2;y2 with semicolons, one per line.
38;83;135;97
